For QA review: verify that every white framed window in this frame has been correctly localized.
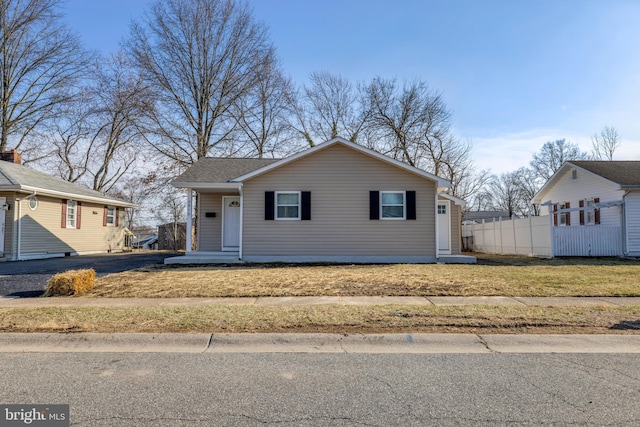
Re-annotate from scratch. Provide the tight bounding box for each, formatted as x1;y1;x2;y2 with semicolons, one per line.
275;191;300;220
106;206;116;226
381;191;406;220
585;198;595;225
28;196;38;210
66;200;77;229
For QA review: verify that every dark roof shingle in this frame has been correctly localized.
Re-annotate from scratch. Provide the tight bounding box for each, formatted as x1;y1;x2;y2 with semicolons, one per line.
173;158;280;183
570;161;640;186
0;161;133;205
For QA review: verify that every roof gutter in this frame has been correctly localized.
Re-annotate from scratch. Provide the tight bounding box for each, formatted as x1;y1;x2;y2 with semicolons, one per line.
171;182;241;191
15;185;137;208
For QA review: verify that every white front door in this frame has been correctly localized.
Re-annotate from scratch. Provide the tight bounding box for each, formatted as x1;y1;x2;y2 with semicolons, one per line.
0;197;5;254
222;196;241;251
438;200;451;254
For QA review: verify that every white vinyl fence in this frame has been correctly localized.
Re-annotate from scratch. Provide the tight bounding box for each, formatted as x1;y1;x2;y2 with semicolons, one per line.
463;214;624;258
463;215;552;257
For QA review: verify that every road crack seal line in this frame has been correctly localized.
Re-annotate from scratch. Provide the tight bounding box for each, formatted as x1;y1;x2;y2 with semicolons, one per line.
475;334;496;353
204;333;215;352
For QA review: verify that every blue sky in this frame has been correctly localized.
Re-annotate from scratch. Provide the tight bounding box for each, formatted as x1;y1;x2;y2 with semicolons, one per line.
64;0;640;174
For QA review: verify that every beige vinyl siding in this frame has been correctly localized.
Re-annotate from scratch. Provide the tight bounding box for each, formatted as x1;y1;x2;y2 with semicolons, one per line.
0;193;15;257
198;193;226;251
242;143;436;257
17;195;126;256
450;201;462;255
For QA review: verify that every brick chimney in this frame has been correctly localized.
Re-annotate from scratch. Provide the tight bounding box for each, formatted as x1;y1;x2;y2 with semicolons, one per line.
0;149;21;165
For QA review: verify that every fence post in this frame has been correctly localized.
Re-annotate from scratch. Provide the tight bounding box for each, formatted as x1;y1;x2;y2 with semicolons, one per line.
512;214;517;255
499;216;503;254
493;218;497;254
528;213;534;256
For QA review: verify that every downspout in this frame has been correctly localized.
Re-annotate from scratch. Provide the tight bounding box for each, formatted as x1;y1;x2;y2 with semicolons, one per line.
434;193;439;261
238;184;243;260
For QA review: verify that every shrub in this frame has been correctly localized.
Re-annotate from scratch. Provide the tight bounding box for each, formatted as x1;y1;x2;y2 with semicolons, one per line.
44;269;96;297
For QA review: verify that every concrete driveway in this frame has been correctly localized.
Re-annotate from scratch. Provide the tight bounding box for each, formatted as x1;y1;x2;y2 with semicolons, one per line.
0;252;176;297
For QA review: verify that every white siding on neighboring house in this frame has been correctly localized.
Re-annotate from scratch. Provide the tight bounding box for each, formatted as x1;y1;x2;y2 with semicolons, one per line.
625;191;640;256
539;167;625;227
242;143;437;260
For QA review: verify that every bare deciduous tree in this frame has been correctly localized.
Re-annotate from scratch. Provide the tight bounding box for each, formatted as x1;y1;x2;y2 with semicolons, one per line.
291;71;370;146
0;0;91;154
530;139;589;180
89;53;152;193
41;53;151;193
591;125;621;161
234;51;295;158
366;78;451;168
127;0;274;165
365;77;487;201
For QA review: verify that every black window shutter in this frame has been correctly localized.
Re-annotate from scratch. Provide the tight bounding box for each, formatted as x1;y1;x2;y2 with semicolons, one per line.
301;191;311;220
265;191;275;220
369;191;379;220
406;191;416;220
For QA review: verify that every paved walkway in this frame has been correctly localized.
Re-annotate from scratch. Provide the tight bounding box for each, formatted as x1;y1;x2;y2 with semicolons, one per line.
2;295;640;308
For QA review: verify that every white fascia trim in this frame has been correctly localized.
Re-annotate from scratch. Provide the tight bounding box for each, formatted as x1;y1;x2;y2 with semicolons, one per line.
172;182;242;191
16;185;137;208
438;192;466;208
532;162;622;204
233;137;451;188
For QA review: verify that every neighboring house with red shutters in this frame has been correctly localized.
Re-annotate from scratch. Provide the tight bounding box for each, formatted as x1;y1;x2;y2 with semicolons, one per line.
167;137;473;264
532;160;640;257
0;150;136;261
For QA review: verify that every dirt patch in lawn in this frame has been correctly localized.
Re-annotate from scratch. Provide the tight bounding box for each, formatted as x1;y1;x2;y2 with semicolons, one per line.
86;254;640;298
2;305;640;334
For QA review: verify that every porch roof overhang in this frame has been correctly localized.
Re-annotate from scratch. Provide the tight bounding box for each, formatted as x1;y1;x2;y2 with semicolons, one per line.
171;181;242;193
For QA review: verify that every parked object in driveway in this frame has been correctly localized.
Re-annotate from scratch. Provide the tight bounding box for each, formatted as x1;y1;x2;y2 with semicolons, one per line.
132;234;158;250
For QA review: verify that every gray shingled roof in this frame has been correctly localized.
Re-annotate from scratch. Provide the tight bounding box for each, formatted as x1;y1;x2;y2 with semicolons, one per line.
0;161;134;206
173;158;280;183
571;161;640;186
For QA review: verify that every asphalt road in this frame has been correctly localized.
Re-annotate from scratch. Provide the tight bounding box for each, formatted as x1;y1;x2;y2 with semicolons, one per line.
1;352;639;426
0;252;175;297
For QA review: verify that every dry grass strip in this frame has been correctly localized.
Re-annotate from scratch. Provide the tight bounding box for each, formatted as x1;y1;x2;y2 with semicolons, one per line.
45;269;96;297
2;305;640;334
89;258;640;298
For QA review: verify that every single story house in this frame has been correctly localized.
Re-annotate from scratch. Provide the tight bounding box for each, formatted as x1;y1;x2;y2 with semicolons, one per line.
0;150;136;261
532;160;640;257
167;137;473;264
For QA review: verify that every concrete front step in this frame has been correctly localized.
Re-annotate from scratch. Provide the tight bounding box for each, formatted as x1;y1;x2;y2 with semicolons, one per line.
164;252;241;264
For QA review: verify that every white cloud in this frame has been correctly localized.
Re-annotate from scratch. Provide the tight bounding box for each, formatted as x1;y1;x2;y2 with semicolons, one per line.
467;129;640;175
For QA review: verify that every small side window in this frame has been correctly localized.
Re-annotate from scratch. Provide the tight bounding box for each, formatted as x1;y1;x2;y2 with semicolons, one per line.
106;206;116;226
